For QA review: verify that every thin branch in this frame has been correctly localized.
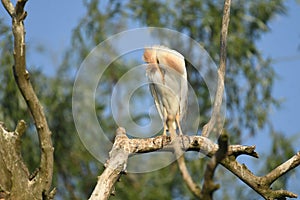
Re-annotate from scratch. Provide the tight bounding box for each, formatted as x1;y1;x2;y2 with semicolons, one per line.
187;1;231;196
202;0;231;138
263;152;300;186
1;0;14;17
176;156;201;197
201;133;228;200
1;0;54;198
220;152;299;199
199;1;231;197
168;121;202;198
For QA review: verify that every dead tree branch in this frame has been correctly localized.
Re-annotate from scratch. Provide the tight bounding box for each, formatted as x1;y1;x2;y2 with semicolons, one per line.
201;133;228;200
89;128;128;200
169;119;202;198
263;152;300;186
176;0;232;197
202;0;231;138
176;155;201;198
1;0;54;199
0;121;30;199
89;127;298;200
220;151;299;199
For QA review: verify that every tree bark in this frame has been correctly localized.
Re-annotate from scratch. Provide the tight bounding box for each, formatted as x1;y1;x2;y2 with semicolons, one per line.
0;0;55;199
89;127;299;200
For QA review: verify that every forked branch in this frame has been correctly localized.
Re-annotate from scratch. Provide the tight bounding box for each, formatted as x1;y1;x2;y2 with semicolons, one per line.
221;151;299;199
177;0;232;198
1;0;54;198
201;134;228;200
89;128;298;200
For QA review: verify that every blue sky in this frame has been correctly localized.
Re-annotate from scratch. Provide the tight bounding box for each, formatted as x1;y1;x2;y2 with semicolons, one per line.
1;0;300;197
260;0;300;139
250;0;300;152
244;0;300;194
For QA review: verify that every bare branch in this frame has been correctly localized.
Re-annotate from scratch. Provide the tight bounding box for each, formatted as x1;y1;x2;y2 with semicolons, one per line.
201;133;228;200
202;0;231;137
263;152;300;186
182;1;231;196
15;0;27;21
1;0;54;198
228;145;259;158
89;128;128;200
1;0;14;17
169;121;201;198
220;152;299;199
91;128;221;200
176;156;201;197
89;128;299;200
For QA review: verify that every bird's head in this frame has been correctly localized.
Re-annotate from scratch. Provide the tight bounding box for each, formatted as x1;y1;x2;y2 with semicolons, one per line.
143;47;157;63
143;45;186;76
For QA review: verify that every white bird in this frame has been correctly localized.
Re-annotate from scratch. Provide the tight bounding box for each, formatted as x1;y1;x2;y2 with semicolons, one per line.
143;45;188;138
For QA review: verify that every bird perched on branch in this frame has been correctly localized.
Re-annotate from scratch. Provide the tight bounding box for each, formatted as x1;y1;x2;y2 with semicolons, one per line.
143;45;188;138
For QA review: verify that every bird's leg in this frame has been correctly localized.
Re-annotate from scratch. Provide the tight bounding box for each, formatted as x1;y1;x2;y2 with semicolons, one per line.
162;108;168;136
167;115;184;161
175;113;183;135
167;115;176;140
163;121;167;136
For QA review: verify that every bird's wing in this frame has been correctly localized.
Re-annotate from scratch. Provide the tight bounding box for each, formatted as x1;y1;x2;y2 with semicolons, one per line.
179;74;188;121
149;83;164;120
157;47;188;121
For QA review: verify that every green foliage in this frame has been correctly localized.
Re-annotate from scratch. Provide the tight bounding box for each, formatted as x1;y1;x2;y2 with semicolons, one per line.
0;18;25;129
264;130;296;190
0;17;41;172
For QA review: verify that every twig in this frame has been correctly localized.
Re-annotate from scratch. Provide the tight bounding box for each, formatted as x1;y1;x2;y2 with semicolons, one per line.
202;0;231;138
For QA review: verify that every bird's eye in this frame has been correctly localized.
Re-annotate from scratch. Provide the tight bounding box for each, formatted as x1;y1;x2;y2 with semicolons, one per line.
156;59;159;64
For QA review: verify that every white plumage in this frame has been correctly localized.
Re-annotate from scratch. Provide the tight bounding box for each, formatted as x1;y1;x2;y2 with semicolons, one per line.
143;45;188;137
